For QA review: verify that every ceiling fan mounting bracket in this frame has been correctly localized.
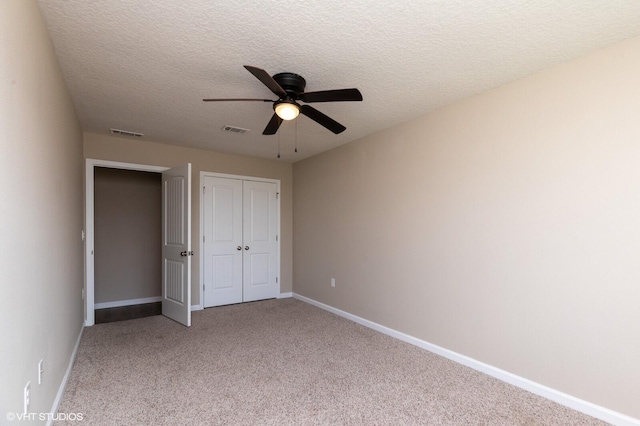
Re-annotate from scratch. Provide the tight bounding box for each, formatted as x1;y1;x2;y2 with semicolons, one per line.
273;99;300;108
272;72;306;97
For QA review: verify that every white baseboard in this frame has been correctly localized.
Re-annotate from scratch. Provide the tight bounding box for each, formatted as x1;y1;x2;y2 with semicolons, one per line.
191;304;203;311
278;292;293;299
94;296;162;309
292;293;639;426
47;324;84;426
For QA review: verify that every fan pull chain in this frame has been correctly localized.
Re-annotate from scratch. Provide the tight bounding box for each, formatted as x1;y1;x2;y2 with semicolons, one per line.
295;119;298;153
277;129;281;159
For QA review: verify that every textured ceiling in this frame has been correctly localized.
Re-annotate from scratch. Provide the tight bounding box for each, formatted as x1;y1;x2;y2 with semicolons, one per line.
37;0;640;162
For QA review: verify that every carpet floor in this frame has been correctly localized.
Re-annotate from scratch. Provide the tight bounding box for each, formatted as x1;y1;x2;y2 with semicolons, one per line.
55;298;606;425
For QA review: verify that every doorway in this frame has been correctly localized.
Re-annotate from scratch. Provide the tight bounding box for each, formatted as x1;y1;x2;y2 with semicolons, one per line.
93;167;162;323
85;159;169;326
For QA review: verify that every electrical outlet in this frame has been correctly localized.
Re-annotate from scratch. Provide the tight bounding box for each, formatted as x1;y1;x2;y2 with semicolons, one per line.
331;278;336;288
24;381;30;414
38;359;44;385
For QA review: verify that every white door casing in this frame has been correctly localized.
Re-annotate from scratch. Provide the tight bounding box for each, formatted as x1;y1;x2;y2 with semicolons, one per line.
162;164;192;326
85;159;169;327
202;174;279;308
203;176;243;307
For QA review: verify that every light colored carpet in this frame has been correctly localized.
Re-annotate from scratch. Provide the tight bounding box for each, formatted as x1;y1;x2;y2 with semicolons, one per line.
55;298;605;425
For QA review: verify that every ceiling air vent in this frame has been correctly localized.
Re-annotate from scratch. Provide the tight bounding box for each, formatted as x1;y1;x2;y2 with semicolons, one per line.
110;128;144;137
222;125;250;134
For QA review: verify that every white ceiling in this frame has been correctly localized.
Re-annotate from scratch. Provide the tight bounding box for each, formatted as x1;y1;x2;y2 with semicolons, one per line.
37;1;640;162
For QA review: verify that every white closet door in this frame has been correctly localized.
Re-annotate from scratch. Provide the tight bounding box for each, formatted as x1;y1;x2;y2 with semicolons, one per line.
242;180;278;302
161;164;191;326
203;177;243;307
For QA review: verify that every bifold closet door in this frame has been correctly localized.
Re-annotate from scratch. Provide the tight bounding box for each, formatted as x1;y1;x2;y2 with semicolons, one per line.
242;180;278;302
203;177;278;308
203;177;243;307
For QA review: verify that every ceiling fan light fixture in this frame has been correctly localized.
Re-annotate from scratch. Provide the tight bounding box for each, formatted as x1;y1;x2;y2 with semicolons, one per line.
275;102;299;120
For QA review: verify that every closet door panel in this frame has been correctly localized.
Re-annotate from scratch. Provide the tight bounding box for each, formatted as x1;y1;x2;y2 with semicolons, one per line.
203;177;243;307
242;181;278;302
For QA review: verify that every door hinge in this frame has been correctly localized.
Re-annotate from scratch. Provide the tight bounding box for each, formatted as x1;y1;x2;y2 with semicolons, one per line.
276;235;278;242
203;187;206;194
203;235;205;243
276;277;278;283
276;192;279;199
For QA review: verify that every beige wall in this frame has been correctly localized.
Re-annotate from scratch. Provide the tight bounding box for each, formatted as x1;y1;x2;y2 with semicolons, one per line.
293;35;640;418
84;132;293;306
94;168;162;304
0;0;84;419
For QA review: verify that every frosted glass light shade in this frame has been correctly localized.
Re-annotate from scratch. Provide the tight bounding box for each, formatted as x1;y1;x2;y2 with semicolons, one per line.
275;102;299;120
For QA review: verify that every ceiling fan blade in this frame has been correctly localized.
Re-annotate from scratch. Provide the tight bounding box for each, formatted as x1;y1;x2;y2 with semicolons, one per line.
262;113;283;135
203;98;272;102
300;105;346;134
244;65;287;98
299;88;363;103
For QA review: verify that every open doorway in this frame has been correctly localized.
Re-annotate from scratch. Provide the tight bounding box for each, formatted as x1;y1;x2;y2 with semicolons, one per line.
85;159;169;326
85;159;192;327
93;167;162;323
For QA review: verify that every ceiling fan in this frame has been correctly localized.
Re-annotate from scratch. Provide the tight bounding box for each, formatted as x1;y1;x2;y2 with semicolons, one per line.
203;65;363;135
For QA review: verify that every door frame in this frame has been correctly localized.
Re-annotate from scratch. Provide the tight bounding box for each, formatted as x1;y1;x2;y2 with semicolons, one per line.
199;171;281;308
85;159;169;326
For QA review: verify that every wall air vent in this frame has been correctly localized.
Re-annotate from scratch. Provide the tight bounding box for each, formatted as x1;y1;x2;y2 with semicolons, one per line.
109;128;144;138
222;125;250;134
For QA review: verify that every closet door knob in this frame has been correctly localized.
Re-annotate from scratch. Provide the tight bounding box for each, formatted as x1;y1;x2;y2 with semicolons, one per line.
244;246;250;250
237;246;242;251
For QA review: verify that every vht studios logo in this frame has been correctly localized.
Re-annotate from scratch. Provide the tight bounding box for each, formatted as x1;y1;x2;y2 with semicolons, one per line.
6;412;84;422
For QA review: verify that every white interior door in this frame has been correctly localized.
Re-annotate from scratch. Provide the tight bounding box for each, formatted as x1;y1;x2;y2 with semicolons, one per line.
242;181;278;302
203;177;243;307
162;164;191;326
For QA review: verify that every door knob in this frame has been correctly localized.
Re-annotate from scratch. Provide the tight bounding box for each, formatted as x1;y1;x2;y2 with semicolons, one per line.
244;246;250;250
237;246;242;251
180;251;187;257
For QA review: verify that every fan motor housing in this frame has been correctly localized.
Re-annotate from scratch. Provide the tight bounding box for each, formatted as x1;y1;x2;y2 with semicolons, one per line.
273;72;306;96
